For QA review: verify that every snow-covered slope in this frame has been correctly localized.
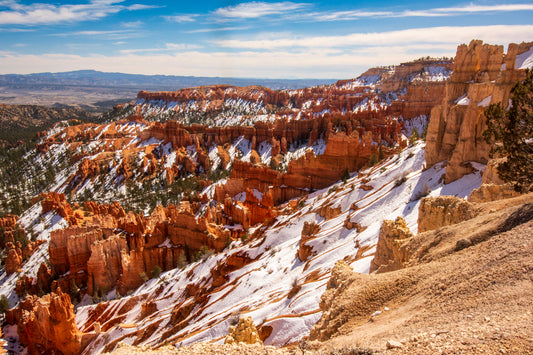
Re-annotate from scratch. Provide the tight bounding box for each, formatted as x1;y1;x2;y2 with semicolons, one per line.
75;142;483;353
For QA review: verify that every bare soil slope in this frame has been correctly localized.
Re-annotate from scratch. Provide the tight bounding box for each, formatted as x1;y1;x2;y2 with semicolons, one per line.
310;193;533;354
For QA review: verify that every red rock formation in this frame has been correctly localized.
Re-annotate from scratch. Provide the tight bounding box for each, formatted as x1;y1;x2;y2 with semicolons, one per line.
0;214;20;248
298;222;320;262
85;201;126;219
87;234;128;296
15;262;53;297
6;288;82;355
75;158;100;181
40;192;78;225
426;40;533;182
4;242;22;275
45;198;234;296
22;239;45;260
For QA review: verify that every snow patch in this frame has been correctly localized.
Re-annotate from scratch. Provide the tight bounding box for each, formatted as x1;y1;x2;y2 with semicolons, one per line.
516;47;533;69
478;95;492;108
455;95;470;106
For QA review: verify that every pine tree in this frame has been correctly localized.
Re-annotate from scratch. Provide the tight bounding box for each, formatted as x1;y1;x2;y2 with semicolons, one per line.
483;69;533;192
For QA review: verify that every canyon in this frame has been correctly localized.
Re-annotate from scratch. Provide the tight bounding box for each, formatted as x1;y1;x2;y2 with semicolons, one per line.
0;39;531;354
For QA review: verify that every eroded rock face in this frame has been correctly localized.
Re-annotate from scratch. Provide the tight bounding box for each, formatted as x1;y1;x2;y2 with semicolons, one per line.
47;199;233;296
6;288;82;355
0;214;19;248
40;192;79;225
425;40;533;182
224;316;262;345
4;242;22;275
298;221;321;262
468;184;522;203
418;196;477;233
370;216;414;273
309;260;358;341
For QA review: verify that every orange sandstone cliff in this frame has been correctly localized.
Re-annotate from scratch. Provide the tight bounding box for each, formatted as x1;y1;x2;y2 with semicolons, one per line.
426;40;533;182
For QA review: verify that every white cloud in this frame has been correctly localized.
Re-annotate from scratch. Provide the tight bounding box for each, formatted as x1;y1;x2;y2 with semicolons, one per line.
0;26;530;79
274;3;533;22
127;4;161;11
119;43;202;54
214;1;309;19
414;4;533;16
185;26;250;34
122;21;143;28
300;10;393;21
213;25;533;49
165;43;203;50
163;14;198;23
0;0;154;25
53;29;138;40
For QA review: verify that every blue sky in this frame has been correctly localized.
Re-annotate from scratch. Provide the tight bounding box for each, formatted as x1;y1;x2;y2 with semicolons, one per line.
0;0;532;78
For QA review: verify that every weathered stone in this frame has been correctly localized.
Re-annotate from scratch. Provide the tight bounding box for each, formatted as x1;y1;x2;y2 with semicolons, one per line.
418;196;477;233
370;217;414;273
6;288;82;355
224;316;262;345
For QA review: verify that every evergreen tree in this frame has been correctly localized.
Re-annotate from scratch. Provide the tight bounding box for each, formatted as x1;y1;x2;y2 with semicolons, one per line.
483;69;533;192
0;294;10;314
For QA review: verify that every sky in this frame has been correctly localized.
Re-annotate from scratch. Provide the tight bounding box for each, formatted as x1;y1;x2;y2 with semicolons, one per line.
0;0;532;79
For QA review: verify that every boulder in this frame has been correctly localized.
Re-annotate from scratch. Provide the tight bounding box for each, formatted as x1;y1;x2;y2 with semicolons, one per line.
418;196;477;233
224;316;262;345
370;217;413;273
468;184;522;203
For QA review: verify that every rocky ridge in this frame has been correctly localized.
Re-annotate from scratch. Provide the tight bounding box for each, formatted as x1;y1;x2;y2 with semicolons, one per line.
309;191;533;354
426;40;533;183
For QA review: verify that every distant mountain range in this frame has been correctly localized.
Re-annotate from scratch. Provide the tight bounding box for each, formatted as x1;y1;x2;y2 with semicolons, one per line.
0;70;336;91
0;70;337;110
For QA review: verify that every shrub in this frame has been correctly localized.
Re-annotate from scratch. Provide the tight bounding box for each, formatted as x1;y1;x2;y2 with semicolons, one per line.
320;345;375;355
139;272;149;283
394;173;407;187
342;168;350;184
0;295;10;314
151;265;162;279
368;152;378;167
194;245;214;262
409;128;420;145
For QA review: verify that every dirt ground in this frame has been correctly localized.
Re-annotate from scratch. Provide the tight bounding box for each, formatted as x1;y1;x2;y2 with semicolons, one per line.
309;194;533;354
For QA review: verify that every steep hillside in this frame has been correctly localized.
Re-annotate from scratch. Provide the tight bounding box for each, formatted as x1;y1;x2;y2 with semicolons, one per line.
0;104;92;146
309;194;533;354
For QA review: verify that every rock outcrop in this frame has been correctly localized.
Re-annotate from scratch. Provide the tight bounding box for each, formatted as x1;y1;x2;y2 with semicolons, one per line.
298;221;321;262
224;316;262;345
417;196;477;233
47;199;234;296
6;288;82;355
40;192;79;225
370;217;414;273
3;241;22;275
468;183;522;203
426;40;533;182
0;214;19;248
